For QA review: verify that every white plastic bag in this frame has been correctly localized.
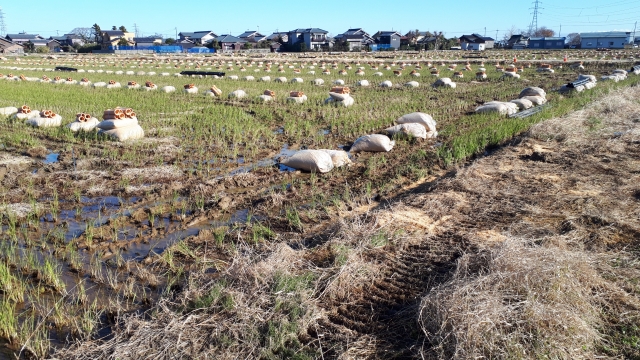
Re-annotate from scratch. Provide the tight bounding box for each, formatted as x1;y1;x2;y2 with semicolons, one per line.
519;87;546;99
26;115;62;127
350;134;395;152
99;124;144;141
96;117;138;130
384;123;428;139
280;150;334;173
510;98;533;110
396;112;437;132
319;150;351;167
67;118;100;132
520;95;546;105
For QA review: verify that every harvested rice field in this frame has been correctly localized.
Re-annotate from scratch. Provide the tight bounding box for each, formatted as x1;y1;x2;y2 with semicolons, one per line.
1;50;639;359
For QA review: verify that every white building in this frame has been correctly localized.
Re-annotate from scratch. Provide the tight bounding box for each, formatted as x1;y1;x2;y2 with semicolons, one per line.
580;31;632;49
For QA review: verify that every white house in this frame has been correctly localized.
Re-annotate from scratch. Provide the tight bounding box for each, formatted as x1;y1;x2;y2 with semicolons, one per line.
580;31;632;49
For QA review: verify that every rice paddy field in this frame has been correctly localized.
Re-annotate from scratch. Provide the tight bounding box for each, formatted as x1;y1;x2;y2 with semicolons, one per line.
0;49;639;358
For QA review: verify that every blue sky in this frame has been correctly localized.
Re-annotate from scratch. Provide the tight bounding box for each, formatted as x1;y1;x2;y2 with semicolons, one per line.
2;0;639;40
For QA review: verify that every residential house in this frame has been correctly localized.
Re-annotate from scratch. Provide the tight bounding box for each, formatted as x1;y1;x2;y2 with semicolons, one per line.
178;38;196;51
64;33;85;46
5;33;44;45
238;30;266;43
32;39;61;52
216;34;246;52
507;34;529;49
580;32;632;49
0;37;24;54
459;33;495;50
372;31;402;50
416;36;438;49
101;30;134;49
287;28;330;50
134;36;163;47
266;32;288;43
334;28;375;51
178;31;217;45
528;37;566;50
50;36;71;46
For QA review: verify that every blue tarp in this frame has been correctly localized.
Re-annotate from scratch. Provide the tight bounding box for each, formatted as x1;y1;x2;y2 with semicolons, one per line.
109;45;184;53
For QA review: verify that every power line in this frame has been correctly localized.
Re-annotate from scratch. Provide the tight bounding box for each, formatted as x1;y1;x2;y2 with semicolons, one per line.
0;7;6;37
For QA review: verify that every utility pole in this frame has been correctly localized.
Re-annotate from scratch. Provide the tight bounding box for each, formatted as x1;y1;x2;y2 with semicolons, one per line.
175;27;177;40
633;22;637;46
495;29;499;41
529;0;542;35
559;24;561;37
484;27;486;37
0;7;6;37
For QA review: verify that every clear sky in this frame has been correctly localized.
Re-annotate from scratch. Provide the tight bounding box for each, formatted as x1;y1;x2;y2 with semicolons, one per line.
1;0;639;40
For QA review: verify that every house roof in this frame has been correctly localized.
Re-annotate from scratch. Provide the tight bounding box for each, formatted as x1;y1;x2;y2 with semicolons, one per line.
63;33;83;39
134;37;162;42
50;36;68;42
32;39;59;46
180;31;215;39
289;28;328;34
508;34;529;42
216;34;246;43
266;32;288;41
103;30;126;37
6;34;41;40
376;31;401;37
460;33;494;43
238;30;264;38
580;31;630;38
529;37;566;41
417;36;438;44
0;37;21;47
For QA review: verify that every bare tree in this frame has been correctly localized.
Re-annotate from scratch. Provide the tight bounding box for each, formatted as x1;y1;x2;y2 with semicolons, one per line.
502;25;519;42
69;27;92;42
566;33;581;46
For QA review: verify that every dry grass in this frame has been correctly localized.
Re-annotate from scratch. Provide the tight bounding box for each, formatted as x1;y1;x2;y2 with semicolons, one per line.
419;235;640;359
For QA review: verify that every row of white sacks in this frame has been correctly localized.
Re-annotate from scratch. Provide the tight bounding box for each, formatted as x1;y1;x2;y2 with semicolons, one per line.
279;112;437;173
559;74;598;93
476;87;548;115
0;106;144;141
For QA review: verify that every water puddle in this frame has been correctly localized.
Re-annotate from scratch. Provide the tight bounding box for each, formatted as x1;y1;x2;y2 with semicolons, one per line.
44;152;59;164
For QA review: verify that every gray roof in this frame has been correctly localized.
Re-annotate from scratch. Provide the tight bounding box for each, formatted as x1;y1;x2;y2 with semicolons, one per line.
376;31;402;37
50;36;68;41
32;39;58;45
529;37;566;41
289;28;328;34
266;32;288;40
6;34;41;40
238;30;264;38
216;34;246;43
103;30;125;37
134;37;161;42
181;31;215;39
580;31;630;38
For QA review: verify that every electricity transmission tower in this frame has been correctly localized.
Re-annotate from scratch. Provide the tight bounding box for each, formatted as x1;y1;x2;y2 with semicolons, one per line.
529;0;542;35
133;23;139;37
0;7;6;37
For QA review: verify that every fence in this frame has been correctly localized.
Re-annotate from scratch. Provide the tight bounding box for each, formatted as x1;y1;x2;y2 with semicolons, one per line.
187;47;216;53
370;44;393;52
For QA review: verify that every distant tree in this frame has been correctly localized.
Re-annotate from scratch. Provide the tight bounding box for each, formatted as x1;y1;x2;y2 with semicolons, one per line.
35;46;49;53
112;26;117;31
91;24;102;43
165;37;176;45
532;26;555;37
244;42;253;49
70;27;92;43
119;25;128;32
566;33;581;46
117;38;129;46
298;42;307;52
23;41;35;53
